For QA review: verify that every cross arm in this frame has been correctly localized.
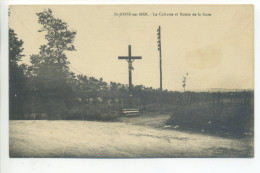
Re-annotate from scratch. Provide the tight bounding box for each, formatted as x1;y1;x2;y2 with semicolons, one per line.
118;56;142;60
131;56;142;59
118;56;129;60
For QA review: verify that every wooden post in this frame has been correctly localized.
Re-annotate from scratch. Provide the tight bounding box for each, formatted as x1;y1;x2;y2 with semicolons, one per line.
159;42;162;91
128;46;132;91
157;26;162;91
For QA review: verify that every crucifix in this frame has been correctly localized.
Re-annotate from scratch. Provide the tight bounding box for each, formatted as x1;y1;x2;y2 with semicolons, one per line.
118;45;142;91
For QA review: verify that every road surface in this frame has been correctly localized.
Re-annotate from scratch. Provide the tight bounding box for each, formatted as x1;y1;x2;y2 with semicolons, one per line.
9;115;253;158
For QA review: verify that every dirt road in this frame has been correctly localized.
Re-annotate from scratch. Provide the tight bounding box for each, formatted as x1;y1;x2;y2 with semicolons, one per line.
9;115;253;158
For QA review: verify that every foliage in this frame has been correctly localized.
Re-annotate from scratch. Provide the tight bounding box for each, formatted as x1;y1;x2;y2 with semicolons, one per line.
9;28;28;119
9;29;24;65
167;92;254;137
27;9;77;119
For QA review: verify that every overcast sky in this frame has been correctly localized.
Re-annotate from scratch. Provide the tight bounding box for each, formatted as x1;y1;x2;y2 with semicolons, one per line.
9;5;254;91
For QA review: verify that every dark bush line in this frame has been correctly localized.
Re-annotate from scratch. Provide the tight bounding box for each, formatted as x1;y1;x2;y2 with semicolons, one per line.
10;104;122;121
167;97;254;138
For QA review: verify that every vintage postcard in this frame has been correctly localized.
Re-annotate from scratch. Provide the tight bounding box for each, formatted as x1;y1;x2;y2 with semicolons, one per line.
8;5;254;158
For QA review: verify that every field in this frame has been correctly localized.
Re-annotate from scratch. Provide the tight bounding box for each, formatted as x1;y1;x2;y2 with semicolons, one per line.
9;114;253;158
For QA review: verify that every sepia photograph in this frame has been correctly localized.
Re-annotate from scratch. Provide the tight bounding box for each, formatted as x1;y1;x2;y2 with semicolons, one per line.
8;5;254;158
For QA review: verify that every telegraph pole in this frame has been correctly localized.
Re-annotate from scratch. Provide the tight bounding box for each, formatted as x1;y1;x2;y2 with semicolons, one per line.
182;73;188;92
157;26;162;91
183;77;186;92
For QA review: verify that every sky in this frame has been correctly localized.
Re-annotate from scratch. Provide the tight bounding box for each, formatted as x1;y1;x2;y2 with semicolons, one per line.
9;5;254;91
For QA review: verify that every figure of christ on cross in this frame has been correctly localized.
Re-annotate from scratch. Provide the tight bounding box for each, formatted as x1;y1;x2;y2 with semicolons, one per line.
118;45;142;92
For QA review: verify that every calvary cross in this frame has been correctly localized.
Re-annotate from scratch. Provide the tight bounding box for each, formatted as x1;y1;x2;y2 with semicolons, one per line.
118;45;142;91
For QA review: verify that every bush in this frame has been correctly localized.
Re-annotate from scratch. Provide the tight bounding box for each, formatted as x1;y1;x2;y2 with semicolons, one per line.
168;102;253;137
68;104;121;121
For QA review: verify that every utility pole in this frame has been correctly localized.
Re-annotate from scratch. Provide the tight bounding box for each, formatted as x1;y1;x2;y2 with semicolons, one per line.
183;77;186;92
182;73;188;92
157;26;162;91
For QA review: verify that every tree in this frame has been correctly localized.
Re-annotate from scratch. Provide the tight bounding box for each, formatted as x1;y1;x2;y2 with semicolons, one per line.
31;8;76;76
9;28;27;119
29;8;77;119
9;29;24;66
